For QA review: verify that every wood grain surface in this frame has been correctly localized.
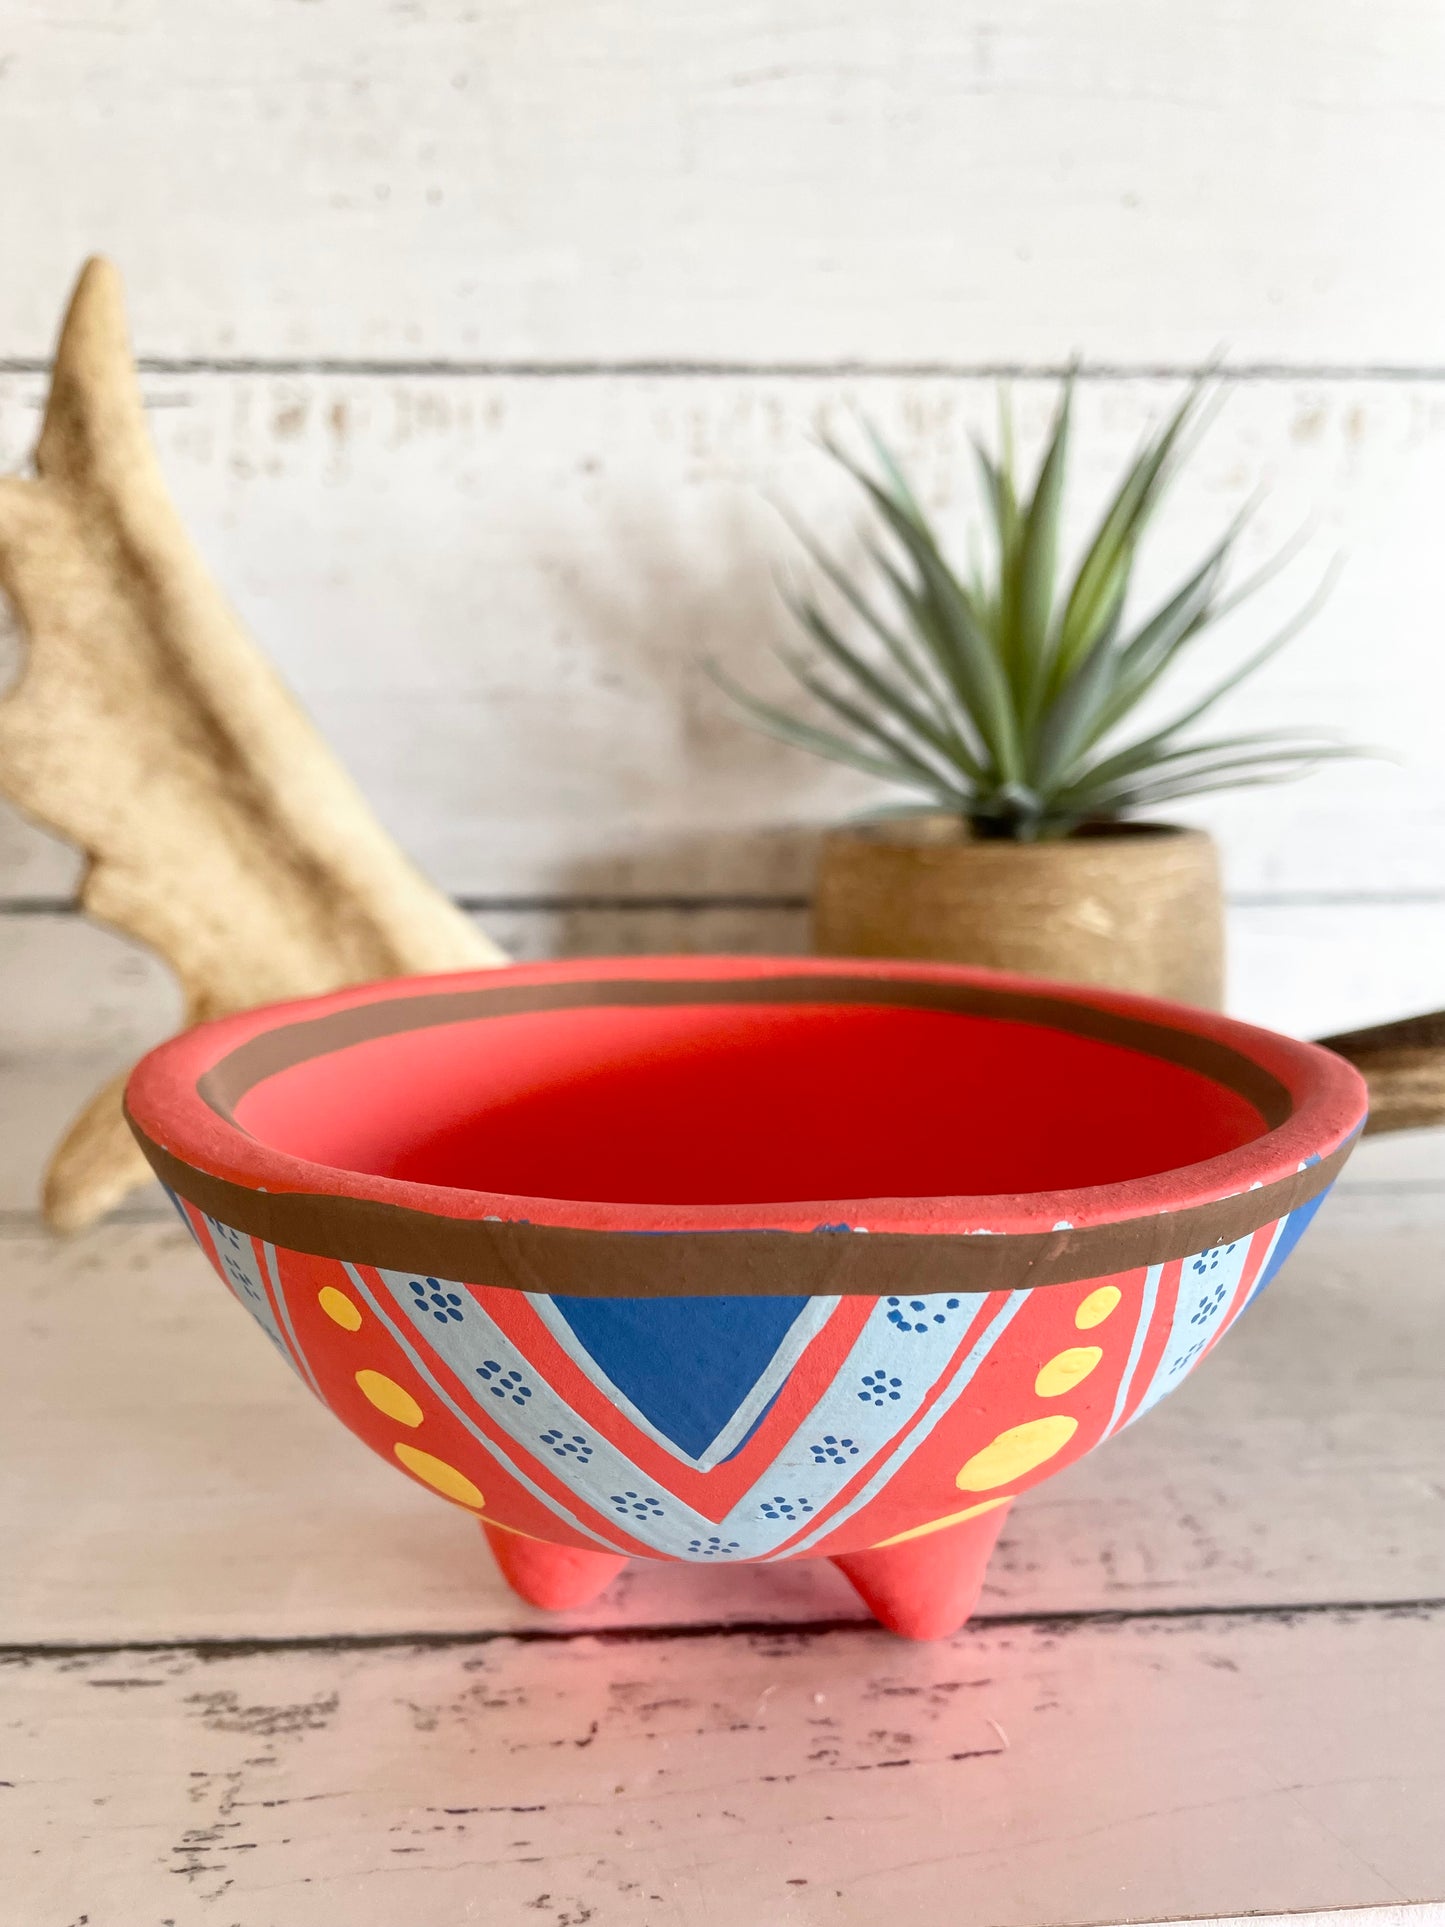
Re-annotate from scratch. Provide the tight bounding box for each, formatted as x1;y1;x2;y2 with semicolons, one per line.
5;1611;1443;1927
0;372;1437;906
0;1;1442;366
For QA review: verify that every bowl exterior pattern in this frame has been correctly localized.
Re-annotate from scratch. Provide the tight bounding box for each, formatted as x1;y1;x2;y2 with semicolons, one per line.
169;1184;1328;1562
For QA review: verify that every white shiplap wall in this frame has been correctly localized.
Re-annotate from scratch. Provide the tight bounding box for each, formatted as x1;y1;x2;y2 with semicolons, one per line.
2;0;1444;1065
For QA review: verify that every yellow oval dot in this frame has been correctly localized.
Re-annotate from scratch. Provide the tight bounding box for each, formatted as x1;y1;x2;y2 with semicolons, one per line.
356;1370;424;1427
318;1286;362;1331
1075;1285;1122;1330
956;1415;1079;1492
1034;1346;1104;1399
873;1495;1010;1548
394;1442;484;1509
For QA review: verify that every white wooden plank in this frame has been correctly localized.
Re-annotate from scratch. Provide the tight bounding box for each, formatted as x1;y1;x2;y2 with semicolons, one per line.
0;1058;156;1217
2;373;1443;903
2;2;1445;365
1227;903;1445;1042
4;1608;1443;1926
2;1186;1441;1646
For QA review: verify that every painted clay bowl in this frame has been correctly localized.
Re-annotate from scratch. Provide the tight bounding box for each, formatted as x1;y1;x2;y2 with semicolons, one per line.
125;956;1367;1639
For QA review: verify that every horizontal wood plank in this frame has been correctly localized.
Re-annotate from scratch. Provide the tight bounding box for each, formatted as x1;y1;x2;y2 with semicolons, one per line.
3;1185;1441;1646
2;2;1445;365
2;372;1442;902
4;1608;1443;1926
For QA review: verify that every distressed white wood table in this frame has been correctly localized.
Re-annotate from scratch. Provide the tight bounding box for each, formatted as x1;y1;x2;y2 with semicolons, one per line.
3;1108;1443;1927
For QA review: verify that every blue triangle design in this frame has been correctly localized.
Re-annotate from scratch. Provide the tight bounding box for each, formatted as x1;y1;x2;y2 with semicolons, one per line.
547;1292;812;1461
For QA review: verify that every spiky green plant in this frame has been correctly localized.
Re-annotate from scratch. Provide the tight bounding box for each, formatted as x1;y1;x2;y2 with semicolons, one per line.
713;380;1355;841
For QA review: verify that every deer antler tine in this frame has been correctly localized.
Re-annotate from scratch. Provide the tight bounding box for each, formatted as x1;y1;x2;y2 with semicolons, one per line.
0;258;505;1231
38;258;152;482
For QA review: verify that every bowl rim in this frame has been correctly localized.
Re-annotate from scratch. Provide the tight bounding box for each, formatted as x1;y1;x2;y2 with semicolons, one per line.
124;955;1367;1298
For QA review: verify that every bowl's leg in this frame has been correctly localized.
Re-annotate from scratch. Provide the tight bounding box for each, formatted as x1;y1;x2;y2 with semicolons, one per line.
831;1502;1011;1640
483;1523;629;1611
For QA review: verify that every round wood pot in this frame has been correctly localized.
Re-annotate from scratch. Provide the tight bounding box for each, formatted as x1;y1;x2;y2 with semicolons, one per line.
814;817;1225;1009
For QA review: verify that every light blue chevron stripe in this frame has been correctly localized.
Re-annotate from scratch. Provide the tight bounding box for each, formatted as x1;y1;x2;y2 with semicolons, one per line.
201;1214;300;1381
375;1268;907;1556
716;1288;999;1550
374;1270;1000;1559
343;1264;626;1554
771;1289;1032;1559
1127;1233;1254;1425
372;1265;744;1552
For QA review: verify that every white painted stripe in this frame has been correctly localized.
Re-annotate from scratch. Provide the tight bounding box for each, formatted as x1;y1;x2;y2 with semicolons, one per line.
1102;1264;1163;1440
261;1241;324;1401
1129;1234;1256;1425
375;1271;919;1557
199;1215;302;1382
1242;1213;1290;1311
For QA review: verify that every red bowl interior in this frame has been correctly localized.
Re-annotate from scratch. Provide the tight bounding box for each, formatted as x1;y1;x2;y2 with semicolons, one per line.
126;958;1368;1249
232;998;1267;1207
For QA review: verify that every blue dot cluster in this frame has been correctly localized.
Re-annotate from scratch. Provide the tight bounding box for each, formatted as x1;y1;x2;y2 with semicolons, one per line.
885;1296;961;1334
858;1368;903;1406
475;1359;532;1405
610;1490;664;1521
1191;1241;1240;1276
1189;1280;1230;1328
410;1277;463;1324
760;1495;815;1521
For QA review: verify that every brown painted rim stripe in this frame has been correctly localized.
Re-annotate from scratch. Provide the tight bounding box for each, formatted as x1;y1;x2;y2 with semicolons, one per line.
133;1124;1353;1298
196;973;1295;1129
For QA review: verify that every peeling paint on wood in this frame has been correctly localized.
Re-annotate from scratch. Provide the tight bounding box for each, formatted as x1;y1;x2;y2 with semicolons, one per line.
3;1611;1443;1924
1;2;1444;365
1;374;1442;907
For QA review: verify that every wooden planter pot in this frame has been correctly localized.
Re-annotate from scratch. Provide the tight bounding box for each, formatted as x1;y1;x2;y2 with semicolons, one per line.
814;818;1225;1009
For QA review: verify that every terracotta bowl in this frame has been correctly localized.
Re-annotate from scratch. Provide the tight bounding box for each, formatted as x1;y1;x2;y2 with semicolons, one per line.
126;956;1367;1639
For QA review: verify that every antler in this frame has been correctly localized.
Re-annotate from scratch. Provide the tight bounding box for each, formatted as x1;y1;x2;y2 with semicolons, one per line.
1318;1012;1445;1135
0;259;503;1231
